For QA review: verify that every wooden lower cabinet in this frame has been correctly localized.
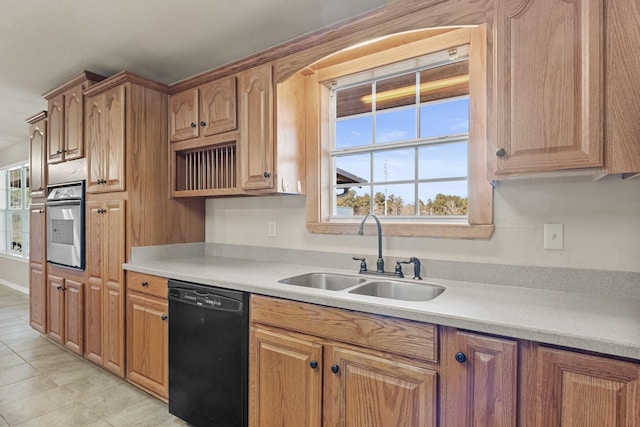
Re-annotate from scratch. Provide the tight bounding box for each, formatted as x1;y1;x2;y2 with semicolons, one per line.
126;272;169;401
46;274;84;355
249;295;438;427
29;264;46;334
440;327;518;427
530;346;640;426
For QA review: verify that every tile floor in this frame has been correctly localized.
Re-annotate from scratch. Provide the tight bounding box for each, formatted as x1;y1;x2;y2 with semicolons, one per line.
0;284;188;426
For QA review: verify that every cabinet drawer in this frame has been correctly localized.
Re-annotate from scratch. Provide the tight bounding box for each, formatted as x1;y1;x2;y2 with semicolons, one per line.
126;271;168;299
250;295;438;363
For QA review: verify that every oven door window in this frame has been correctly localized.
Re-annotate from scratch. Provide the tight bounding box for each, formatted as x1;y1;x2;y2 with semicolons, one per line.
51;219;74;245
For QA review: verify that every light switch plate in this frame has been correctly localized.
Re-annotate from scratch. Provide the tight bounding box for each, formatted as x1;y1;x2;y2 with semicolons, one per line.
544;224;563;250
268;221;277;238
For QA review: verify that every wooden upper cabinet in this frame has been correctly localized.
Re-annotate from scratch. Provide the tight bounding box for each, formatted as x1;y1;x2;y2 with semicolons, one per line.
86;85;126;193
604;0;640;174
169;88;199;142
63;85;86;161
47;94;64;164
27;111;47;198
44;71;104;165
440;327;518;427
201;77;237;136
534;346;640;426
240;64;274;190
170;75;237;143
491;0;603;176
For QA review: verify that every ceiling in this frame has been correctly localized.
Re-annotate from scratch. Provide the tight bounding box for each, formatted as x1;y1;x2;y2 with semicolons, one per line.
0;0;387;151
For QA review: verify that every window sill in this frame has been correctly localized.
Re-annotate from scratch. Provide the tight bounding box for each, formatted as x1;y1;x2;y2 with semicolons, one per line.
0;252;29;263
306;222;494;239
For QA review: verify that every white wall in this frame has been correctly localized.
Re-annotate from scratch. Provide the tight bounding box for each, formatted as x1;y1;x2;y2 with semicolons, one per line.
0;141;30;289
206;175;640;273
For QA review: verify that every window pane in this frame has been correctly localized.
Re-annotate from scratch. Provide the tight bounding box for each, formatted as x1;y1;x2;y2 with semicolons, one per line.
335;154;370;185
10;212;23;252
420;97;469;138
335;186;370;216
418;142;468;180
373;184;415;216
336;116;373;149
420;61;469;103
9;189;22;209
375;72;416;111
373;149;415;182
375;108;416;144
418;181;468;216
336;84;372;118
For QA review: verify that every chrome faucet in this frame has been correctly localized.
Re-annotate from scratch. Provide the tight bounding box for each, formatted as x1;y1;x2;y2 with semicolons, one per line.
356;213;403;278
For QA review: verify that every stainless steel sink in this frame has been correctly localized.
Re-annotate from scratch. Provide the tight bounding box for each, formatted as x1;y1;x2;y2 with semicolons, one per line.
348;280;445;301
278;273;366;290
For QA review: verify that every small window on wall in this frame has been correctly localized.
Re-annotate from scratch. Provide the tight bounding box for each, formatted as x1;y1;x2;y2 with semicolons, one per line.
0;164;30;256
330;48;470;221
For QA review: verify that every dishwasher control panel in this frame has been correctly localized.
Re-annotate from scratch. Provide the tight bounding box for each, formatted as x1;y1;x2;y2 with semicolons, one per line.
169;287;243;312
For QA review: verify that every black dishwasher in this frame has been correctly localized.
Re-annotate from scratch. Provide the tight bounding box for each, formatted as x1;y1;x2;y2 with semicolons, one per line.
168;279;248;427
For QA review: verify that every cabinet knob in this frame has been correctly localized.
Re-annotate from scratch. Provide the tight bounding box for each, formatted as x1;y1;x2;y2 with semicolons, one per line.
330;364;339;374
200;121;206;127
455;352;467;363
263;171;270;178
161;314;168;321
309;360;318;369
190;122;196;128
141;281;149;287
57;286;66;292
495;147;506;157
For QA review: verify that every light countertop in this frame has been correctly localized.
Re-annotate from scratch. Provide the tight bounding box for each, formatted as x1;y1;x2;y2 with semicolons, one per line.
124;256;640;360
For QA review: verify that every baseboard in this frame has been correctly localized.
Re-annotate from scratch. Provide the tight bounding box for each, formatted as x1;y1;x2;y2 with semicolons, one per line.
0;278;29;295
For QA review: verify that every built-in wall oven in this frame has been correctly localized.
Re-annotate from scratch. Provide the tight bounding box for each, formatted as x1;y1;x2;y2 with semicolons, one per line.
45;181;85;270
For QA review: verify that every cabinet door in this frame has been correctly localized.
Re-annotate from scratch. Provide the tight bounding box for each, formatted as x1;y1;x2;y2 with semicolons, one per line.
102;200;125;377
85;200;104;364
86;95;105;193
64;279;84;355
126;292;169;399
440;328;517;427
102;86;125;192
86;86;125;193
170;88;199;142
29;120;47;198
29;264;46;334
29;204;45;265
250;327;322;427
240;64;274;190
201;76;237;137
47;275;65;345
536;346;640;426
47;94;64;164
492;0;603;175
324;346;436;427
64;84;86;161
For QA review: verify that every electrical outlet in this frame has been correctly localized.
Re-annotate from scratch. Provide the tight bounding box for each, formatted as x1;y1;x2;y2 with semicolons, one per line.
544;224;563;250
268;221;277;238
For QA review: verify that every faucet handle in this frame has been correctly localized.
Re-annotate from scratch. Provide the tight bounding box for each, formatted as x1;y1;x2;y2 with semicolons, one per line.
399;257;422;280
352;257;367;273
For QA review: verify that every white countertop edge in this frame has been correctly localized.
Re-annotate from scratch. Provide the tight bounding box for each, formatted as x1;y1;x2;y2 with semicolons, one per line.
123;256;640;361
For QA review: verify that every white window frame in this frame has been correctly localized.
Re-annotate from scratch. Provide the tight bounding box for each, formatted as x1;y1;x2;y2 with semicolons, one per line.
328;48;470;223
0;163;30;258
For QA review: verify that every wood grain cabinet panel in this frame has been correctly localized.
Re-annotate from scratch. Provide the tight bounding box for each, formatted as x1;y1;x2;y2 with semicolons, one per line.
125;272;169;400
28;201;47;334
86;199;125;377
200;77;237;137
535;346;640;426
64;279;84;355
47;275;65;345
27;113;47;198
250;327;322;427
45;72;104;165
86;85;126;193
491;0;603;176
240;64;274;191
440;327;518;427
169;88;199;142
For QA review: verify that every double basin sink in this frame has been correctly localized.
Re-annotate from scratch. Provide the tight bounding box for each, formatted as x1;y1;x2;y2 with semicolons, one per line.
278;272;444;302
